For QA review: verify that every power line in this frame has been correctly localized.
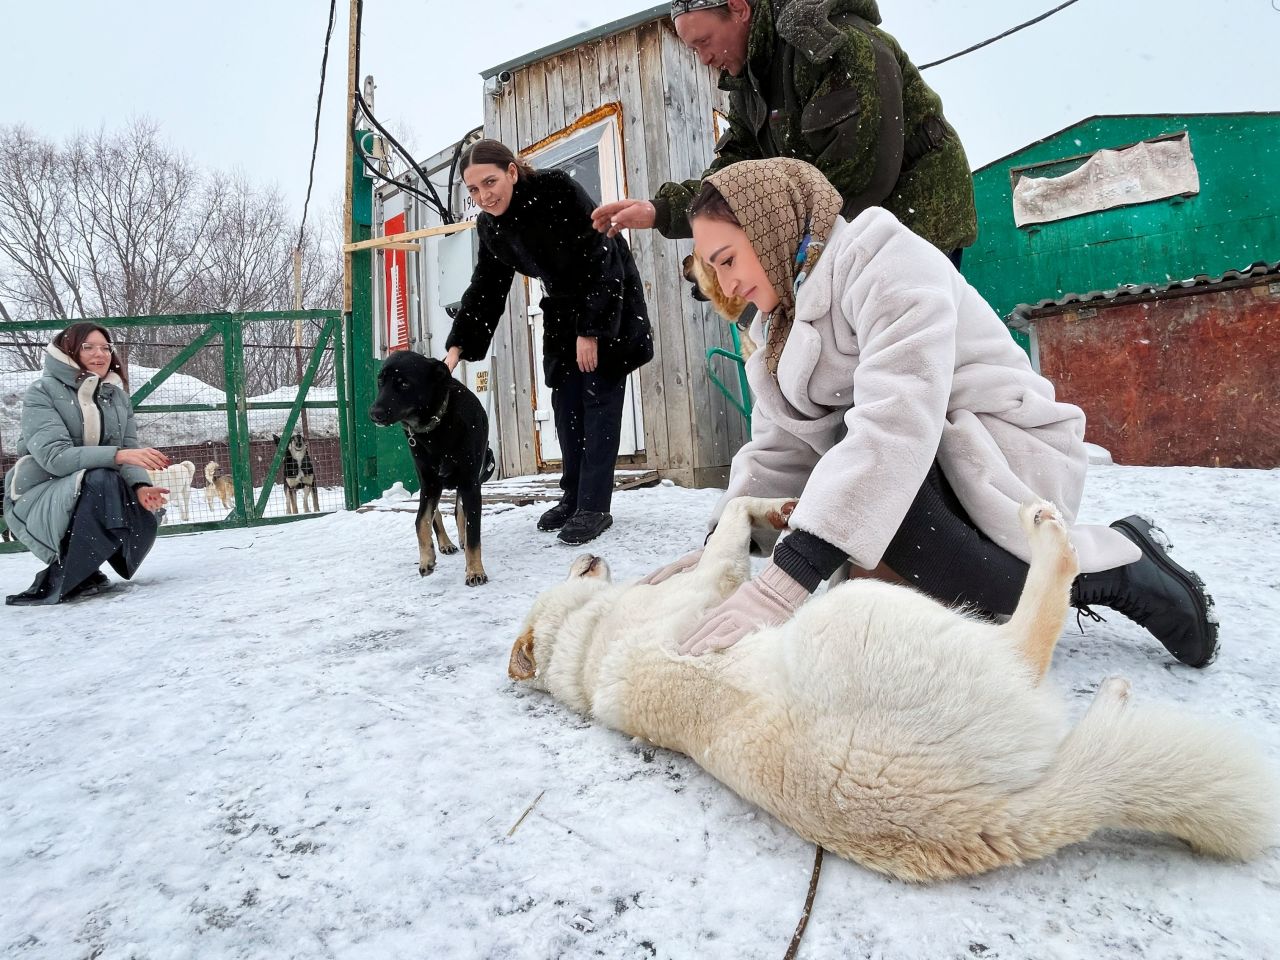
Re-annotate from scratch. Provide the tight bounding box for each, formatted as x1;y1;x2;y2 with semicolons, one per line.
348;0;454;223
298;0;338;251
919;0;1085;71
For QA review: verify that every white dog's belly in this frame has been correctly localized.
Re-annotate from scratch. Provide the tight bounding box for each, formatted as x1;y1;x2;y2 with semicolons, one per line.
615;579;1065;866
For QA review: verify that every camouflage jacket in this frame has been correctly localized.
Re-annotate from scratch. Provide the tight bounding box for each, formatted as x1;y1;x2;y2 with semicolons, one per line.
652;0;978;253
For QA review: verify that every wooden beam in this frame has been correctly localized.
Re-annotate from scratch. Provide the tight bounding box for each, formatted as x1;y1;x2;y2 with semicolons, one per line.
341;220;475;253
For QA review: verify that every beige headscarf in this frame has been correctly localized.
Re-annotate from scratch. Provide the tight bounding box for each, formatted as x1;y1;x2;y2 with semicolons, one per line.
705;159;843;375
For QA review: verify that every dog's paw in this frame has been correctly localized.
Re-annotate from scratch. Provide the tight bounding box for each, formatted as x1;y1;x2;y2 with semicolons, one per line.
419;563;435;577
1097;675;1133;706
766;500;798;530
465;572;489;587
438;543;459;555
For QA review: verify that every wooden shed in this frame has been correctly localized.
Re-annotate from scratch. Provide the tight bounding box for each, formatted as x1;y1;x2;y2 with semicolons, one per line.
473;5;745;488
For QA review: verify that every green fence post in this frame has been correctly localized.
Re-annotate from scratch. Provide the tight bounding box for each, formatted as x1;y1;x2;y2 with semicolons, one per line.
333;310;360;511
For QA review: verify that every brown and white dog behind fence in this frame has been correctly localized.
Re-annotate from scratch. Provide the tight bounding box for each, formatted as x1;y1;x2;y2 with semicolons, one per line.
683;251;757;360
146;460;195;523
274;433;319;515
204;461;235;512
512;496;1274;883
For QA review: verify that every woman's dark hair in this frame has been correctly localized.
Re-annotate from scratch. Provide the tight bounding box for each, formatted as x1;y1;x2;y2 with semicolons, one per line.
458;138;535;179
53;321;127;386
687;181;740;226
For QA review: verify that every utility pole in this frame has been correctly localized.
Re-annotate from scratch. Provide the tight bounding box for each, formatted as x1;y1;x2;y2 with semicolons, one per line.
343;0;358;316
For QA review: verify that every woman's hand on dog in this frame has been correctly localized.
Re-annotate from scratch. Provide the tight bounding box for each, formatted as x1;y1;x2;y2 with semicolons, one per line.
590;199;656;238
576;336;598;373
679;561;810;656
638;548;704;586
444;347;462;372
136;485;169;513
117;447;170;471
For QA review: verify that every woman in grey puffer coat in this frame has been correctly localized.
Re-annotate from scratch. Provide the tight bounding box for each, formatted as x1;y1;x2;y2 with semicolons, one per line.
4;322;169;605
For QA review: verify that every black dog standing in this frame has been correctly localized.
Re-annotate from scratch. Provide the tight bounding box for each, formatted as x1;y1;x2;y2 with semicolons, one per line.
273;433;319;515
370;352;495;586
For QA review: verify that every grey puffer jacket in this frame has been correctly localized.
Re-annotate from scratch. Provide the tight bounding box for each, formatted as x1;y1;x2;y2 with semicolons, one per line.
3;343;151;563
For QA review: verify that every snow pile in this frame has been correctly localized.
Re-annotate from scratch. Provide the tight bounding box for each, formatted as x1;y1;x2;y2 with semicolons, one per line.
1;364;339;450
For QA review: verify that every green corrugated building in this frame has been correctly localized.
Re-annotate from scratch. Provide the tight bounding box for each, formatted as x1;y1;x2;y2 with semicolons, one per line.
961;112;1280;333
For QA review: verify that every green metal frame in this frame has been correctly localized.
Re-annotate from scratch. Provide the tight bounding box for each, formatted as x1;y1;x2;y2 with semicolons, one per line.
0;310;349;552
705;325;753;435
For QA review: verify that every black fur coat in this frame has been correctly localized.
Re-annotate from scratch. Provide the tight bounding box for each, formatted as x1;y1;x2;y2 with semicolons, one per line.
444;169;654;388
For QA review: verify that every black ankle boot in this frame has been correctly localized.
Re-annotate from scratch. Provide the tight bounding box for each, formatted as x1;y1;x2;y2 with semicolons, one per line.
1071;515;1218;667
558;511;613;545
537;499;576;532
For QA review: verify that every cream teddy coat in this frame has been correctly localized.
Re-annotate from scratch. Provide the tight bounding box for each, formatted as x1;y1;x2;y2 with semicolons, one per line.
713;208;1139;574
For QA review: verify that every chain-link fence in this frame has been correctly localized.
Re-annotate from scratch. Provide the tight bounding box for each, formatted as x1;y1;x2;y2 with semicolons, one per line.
1;311;352;543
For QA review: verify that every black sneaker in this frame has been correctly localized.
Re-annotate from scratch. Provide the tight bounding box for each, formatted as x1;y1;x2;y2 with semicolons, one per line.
65;571;110;601
558;511;613;545
537;500;576;532
1071;515;1218;667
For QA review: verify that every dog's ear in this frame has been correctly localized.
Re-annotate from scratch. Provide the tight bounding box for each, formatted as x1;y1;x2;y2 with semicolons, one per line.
508;627;537;681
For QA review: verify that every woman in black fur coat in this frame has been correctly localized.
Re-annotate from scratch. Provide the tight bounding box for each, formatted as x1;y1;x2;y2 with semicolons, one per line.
444;140;654;545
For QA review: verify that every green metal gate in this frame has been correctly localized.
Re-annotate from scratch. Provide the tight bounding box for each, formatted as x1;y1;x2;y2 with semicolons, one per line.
1;310;355;549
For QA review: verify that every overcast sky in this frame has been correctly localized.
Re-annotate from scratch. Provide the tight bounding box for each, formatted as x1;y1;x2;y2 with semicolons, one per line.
6;0;1277;220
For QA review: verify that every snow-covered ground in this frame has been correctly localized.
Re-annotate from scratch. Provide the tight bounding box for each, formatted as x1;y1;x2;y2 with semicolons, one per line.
154;484;346;527
2;465;1278;960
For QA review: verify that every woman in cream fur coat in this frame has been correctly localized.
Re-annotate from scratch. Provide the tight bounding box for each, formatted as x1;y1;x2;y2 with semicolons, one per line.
649;158;1216;668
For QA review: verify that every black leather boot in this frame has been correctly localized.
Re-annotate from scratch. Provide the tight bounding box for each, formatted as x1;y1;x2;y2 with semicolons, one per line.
537;499;576;532
558;511;613;545
1071;515;1218;667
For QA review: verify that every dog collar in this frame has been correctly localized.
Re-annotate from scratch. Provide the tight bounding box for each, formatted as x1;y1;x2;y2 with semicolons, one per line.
404;392;450;446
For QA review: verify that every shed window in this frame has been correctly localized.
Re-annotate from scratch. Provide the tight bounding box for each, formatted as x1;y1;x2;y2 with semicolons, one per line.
1010;132;1199;227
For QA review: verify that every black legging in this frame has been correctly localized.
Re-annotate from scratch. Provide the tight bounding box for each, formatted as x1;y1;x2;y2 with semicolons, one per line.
881;464;1028;616
8;467;158;604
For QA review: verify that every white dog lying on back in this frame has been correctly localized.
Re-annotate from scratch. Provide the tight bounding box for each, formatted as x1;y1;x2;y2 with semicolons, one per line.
511;497;1274;882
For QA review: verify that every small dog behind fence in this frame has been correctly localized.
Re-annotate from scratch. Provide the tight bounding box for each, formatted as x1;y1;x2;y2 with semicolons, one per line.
274;433;319;515
146;460;196;523
204;462;235;512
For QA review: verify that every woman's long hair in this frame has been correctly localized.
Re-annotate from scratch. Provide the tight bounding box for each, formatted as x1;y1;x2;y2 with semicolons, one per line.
53;321;128;387
458;138;535;179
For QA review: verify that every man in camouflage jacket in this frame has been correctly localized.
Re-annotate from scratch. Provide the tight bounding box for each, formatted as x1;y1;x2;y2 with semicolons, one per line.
592;0;977;257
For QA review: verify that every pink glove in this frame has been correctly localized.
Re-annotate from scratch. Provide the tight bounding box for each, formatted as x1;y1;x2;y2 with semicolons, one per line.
678;561;810;656
637;548;704;586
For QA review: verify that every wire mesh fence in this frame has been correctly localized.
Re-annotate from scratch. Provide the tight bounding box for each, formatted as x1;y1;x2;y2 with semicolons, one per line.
1;312;350;541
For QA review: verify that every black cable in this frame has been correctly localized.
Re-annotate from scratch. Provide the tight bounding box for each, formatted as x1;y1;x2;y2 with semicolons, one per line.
445;134;470;224
297;0;337;252
348;0;452;223
919;0;1084;71
360;151;451;209
356;90;452;222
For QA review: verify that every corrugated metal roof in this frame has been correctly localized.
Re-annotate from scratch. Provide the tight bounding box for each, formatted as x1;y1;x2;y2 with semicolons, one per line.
481;5;668;80
1007;260;1280;330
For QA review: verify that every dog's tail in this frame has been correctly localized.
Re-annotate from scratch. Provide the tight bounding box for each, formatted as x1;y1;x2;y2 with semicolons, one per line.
994;678;1275;866
481;447;496;484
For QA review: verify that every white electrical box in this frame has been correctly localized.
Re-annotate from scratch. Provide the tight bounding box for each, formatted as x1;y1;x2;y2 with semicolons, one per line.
438;228;478;310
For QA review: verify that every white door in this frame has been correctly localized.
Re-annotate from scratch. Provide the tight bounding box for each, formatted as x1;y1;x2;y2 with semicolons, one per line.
523;115;644;467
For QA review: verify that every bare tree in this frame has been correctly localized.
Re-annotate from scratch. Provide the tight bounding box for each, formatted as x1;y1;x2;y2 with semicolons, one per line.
1;119;342;401
0;127;89;368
